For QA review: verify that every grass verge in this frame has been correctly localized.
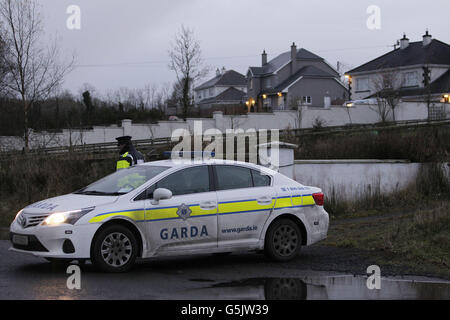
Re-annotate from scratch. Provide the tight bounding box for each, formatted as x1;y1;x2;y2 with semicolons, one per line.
323;202;450;279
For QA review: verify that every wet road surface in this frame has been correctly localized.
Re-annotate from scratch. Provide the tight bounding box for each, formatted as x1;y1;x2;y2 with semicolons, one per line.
1;241;449;300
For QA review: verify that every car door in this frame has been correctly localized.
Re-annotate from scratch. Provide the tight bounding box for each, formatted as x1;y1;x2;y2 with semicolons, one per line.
143;165;218;255
214;165;276;248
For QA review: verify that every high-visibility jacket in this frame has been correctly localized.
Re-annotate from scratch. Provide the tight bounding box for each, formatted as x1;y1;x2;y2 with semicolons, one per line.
116;145;144;170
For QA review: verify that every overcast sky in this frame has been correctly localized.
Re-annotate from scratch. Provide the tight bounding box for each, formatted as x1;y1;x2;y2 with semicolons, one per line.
39;0;450;96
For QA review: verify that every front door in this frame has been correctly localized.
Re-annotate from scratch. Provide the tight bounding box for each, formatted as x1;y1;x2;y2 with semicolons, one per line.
144;165;218;255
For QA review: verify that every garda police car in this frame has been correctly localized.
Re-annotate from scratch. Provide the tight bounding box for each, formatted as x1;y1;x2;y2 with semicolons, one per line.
9;160;329;272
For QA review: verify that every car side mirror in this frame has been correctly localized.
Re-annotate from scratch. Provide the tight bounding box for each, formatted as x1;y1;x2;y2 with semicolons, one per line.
151;188;172;205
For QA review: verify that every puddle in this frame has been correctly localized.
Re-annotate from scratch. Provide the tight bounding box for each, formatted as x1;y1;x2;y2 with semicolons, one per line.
187;275;450;300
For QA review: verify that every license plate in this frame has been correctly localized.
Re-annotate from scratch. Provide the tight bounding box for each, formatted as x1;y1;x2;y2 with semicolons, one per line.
12;235;28;246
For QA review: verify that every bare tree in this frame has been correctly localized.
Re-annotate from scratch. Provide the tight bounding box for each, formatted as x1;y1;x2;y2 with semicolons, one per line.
0;0;74;151
288;96;304;129
0;32;9;95
168;25;209;121
371;96;391;123
371;71;403;122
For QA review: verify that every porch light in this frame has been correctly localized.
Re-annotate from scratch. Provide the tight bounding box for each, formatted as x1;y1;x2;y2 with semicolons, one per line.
277;92;282;97
262;94;267;99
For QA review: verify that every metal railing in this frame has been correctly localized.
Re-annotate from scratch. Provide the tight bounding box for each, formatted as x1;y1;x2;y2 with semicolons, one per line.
0;119;448;161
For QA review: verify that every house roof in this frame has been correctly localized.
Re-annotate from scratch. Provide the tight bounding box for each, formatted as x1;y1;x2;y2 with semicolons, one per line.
249;48;324;76
348;39;450;74
197;87;246;105
261;65;337;93
195;70;246;90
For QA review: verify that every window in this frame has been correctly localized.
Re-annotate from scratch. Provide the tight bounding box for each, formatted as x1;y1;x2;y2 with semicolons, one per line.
263;96;272;107
156;166;210;196
356;78;369;92
215;166;253;191
402;71;418;87
77;166;169;196
251;169;271;187
302;96;312;105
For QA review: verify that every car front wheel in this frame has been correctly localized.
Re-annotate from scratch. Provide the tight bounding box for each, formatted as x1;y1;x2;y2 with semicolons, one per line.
264;218;302;262
91;224;137;273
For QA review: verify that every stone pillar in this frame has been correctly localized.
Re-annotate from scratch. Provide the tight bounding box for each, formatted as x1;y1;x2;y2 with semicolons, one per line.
213;111;225;132
121;119;132;136
258;141;298;179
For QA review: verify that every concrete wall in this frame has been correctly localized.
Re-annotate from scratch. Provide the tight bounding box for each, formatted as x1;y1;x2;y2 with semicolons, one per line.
261;146;439;202
293;160;421;200
1;101;448;151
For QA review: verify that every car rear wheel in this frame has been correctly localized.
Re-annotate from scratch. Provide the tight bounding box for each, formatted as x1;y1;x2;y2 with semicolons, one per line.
264;218;302;262
91;224;137;273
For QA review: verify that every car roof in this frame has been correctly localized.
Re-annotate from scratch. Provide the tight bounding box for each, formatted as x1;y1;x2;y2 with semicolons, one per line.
141;159;274;172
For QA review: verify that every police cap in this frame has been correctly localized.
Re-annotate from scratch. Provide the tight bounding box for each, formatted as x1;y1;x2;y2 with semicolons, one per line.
116;136;132;146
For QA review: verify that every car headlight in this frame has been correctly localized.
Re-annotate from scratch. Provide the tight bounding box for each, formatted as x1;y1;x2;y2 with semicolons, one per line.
15;209;24;221
43;207;95;226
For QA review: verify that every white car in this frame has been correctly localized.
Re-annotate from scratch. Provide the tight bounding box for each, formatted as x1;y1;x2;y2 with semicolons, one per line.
9;160;329;272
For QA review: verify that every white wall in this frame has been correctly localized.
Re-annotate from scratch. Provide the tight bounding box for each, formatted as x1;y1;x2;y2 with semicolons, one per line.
1;101;447;151
293;160;421;201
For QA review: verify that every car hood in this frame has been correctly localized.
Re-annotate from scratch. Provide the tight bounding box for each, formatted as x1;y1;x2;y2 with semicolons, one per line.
22;194;119;215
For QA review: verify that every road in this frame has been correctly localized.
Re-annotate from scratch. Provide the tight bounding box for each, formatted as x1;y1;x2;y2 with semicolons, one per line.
1;241;449;300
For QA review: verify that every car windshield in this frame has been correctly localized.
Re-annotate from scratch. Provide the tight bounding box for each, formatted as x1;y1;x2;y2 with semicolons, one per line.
75;166;169;196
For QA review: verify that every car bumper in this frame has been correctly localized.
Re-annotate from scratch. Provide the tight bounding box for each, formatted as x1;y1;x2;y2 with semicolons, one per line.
305;206;329;246
9;220;100;259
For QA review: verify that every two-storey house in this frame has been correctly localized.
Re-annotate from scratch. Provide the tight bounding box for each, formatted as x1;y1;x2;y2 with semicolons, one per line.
346;31;450;103
194;68;247;111
246;43;348;112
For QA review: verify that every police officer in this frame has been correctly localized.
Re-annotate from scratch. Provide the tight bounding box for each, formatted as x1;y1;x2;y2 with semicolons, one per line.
116;136;144;170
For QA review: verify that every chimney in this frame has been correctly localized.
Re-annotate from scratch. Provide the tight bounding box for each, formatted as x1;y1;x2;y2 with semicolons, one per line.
423;30;432;46
400;34;410;50
222;66;226;74
262;50;267;66
291;42;297;75
216;68;221;77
